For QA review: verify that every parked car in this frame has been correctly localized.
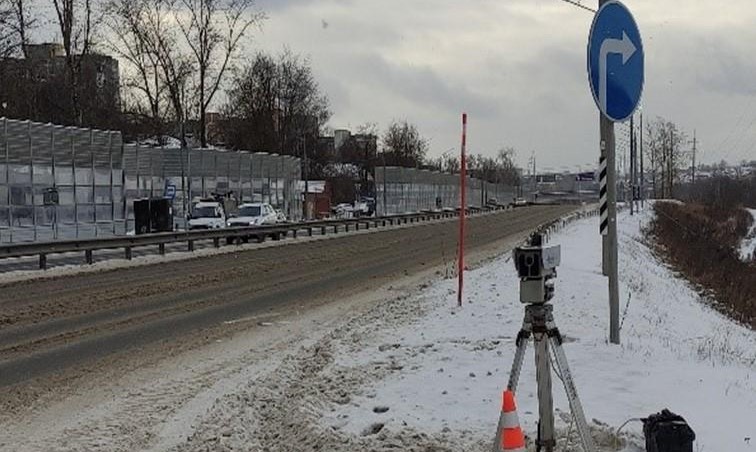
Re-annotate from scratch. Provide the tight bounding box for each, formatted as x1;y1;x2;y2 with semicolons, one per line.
226;202;281;243
188;202;226;230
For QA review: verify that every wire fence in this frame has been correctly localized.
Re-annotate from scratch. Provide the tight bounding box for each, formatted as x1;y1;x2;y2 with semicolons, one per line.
375;166;515;215
0;118;302;243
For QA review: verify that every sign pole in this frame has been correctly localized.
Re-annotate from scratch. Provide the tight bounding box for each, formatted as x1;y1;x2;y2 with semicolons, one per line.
593;0;636;345
601;115;620;344
458;113;467;307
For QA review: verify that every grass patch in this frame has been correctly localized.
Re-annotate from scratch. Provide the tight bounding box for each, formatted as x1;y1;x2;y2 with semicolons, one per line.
649;201;755;329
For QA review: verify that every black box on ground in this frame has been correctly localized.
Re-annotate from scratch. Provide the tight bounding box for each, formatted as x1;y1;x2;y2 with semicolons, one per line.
643;409;696;452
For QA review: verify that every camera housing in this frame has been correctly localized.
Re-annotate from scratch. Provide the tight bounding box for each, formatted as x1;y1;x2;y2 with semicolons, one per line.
513;243;560;304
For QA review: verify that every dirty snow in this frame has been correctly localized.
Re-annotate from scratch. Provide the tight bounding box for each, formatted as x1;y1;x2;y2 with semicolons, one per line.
322;207;756;451
739;208;756;262
9;206;754;452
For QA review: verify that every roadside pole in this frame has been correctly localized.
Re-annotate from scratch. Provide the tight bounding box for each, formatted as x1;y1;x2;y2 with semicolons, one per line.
640;111;644;208
458;113;467;307
599;0;621;345
601;115;620;344
590;0;643;344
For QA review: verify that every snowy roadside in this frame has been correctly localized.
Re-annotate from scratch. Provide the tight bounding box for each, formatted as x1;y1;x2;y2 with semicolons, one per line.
34;205;751;451
739;208;756;262
315;206;756;451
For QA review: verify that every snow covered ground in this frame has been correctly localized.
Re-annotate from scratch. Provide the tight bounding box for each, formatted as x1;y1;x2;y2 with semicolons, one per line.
12;206;753;451
322;206;756;451
739;208;756;262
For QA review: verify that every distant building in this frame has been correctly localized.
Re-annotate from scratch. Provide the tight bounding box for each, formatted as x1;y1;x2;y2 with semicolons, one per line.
0;43;121;129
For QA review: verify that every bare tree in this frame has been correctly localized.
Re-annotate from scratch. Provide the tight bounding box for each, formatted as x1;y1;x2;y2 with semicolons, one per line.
276;48;329;154
51;0;97;126
0;0;35;58
221;49;330;154
174;0;262;147
382;120;428;168
0;2;15;58
645;116;687;198
104;0;173;140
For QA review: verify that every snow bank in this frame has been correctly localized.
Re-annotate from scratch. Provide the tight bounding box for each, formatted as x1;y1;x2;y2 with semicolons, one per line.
325;207;756;451
738;208;756;262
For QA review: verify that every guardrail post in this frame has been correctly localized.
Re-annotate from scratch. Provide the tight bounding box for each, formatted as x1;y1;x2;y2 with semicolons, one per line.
320;226;327;235
307;227;313;236
292;229;298;238
382;219;387;227
364;221;370;229
213;238;220;248
333;225;338;233
39;253;47;270
125;247;132;260
159;243;166;255
188;240;195;252
345;223;350;232
85;250;93;265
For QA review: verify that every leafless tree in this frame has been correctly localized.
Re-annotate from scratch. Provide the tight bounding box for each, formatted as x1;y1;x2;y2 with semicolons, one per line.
104;0;174;140
221;49;330;154
0;0;35;58
51;0;97;126
382;120;428;168
173;0;263;147
645;116;687;198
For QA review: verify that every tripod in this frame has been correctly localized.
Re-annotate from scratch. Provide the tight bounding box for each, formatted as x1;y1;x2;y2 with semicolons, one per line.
505;303;596;452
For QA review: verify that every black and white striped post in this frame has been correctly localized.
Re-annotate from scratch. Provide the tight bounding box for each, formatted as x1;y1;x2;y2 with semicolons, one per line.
599;155;609;236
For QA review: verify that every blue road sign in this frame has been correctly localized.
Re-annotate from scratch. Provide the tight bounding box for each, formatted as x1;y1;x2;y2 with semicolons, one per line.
588;1;643;123
164;184;177;200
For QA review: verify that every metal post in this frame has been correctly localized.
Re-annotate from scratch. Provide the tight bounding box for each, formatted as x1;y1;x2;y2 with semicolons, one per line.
629;115;634;215
51;128;58;240
29;121;37;241
640;111;644;207
303;138;309;220
691;129;696;186
457;113;467;307
4;119;12;243
602;115;620;345
109;133;116;235
91;131;97;237
535;333;556;451
598;0;620;345
72;129;78;239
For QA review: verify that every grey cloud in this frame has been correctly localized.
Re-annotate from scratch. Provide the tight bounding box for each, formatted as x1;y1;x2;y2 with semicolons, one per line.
353;53;502;119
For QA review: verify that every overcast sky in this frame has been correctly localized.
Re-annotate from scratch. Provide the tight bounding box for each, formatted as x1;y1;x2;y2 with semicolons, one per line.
250;0;756;170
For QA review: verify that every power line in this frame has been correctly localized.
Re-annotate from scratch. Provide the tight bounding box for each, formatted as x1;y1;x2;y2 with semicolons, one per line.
559;0;597;13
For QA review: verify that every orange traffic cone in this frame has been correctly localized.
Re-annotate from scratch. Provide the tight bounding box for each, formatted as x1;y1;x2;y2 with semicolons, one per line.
495;390;526;452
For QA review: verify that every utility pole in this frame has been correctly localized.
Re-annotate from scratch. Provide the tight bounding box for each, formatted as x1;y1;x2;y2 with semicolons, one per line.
640;111;644;208
302;137;309;220
630;115;634;215
599;0;620;345
691;129;697;185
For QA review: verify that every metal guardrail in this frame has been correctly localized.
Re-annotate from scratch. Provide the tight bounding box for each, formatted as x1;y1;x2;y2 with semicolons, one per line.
0;206;511;270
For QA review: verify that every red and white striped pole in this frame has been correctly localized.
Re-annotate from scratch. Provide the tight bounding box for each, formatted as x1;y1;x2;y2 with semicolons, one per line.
458;113;467;307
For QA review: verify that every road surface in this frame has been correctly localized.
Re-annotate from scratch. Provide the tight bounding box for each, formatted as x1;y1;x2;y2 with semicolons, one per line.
0;206;574;450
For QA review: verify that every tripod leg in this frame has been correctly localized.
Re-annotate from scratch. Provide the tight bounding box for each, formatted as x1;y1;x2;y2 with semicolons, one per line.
506;330;529;393
549;336;597;452
534;334;556;452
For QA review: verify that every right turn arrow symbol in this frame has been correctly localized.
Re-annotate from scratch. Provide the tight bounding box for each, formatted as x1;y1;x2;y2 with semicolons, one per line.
598;31;638;113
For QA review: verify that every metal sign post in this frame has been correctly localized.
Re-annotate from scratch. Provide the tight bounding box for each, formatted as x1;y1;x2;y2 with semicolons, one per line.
458;113;467;307
589;0;643;344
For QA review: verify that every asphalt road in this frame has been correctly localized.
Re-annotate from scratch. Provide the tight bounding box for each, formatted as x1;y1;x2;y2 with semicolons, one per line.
0;205;573;389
